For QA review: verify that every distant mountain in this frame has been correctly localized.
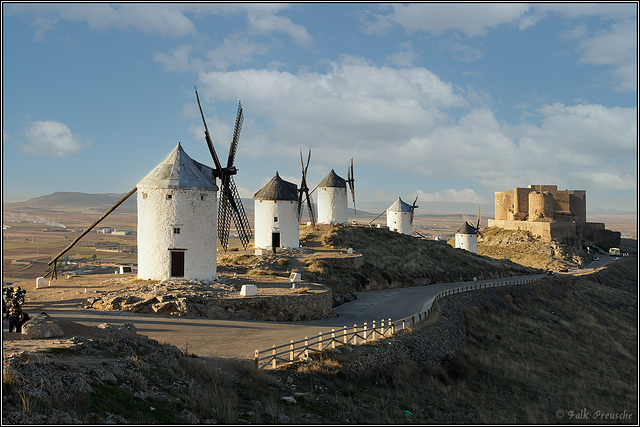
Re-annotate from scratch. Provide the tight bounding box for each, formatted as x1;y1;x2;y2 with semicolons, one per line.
4;192;138;213
587;207;637;215
3;192;501;219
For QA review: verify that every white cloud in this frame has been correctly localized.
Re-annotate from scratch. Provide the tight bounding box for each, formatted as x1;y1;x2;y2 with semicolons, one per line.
154;36;269;72
17;120;86;157
247;10;312;47
195;60;636;194
575;19;637;91
17;4;197;38
374;3;531;36
385;41;418;67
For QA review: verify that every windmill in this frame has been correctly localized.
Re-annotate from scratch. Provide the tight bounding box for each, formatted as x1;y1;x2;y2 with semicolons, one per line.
346;158;356;215
195;87;252;251
463;206;483;237
297;149;315;226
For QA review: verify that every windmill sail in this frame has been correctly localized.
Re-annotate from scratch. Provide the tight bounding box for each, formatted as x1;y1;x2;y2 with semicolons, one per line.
297;149;315;225
195;87;252;251
346;158;356;215
410;194;419;225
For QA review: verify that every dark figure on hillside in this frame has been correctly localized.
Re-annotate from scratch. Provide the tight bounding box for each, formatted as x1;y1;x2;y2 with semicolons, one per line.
6;298;23;333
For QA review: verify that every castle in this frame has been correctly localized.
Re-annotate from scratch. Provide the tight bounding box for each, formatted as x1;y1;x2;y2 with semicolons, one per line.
487;185;620;247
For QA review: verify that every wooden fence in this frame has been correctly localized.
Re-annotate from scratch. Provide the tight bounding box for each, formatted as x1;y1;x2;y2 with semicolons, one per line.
254;276;542;370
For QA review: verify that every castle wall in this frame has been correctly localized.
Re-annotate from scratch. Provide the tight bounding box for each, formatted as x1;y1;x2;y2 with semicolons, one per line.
494;191;512;221
513;187;533;219
487;219;576;242
528;191;555;221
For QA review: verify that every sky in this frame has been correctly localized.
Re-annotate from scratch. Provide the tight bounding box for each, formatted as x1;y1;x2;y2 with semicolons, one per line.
2;2;638;215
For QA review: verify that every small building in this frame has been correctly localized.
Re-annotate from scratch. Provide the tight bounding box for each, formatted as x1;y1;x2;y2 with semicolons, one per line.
386;197;413;235
317;169;348;225
254;172;300;251
455;222;478;253
136;143;218;281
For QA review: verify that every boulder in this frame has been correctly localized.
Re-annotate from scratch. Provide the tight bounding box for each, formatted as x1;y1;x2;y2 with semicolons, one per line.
21;313;64;339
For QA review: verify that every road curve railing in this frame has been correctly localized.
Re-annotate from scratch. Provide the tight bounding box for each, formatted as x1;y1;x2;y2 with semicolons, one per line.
254;275;543;369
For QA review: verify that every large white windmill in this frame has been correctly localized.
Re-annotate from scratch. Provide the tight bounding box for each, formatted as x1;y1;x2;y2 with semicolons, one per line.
254;172;300;252
137;143;218;281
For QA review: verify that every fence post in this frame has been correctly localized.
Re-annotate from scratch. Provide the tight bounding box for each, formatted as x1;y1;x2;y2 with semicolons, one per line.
353;324;358;345
272;345;277;369
402;319;406;330
332;329;336;349
363;322;368;341
319;332;323;351
381;318;385;337
305;336;309;360
388;318;392;336
343;326;348;344
372;321;376;340
290;340;294;361
255;349;259;369
412;315;415;327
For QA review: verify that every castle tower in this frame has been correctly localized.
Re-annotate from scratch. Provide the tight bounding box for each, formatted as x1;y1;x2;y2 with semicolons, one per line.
136;143;218;281
386;197;413;235
317;169;348;225
454;222;478;253
254;172;300;251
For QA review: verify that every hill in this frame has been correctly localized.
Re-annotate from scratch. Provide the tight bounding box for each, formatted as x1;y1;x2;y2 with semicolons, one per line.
3;258;636;424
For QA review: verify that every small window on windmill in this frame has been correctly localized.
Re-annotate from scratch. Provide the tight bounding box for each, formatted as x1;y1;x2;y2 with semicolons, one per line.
274;216;279;222
173;227;181;234
167;194;173;200
201;195;205;200
142;192;148;200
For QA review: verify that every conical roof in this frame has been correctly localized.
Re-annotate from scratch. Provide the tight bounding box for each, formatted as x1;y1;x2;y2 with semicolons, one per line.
456;221;477;235
254;172;298;201
318;169;346;188
387;197;412;212
137;143;217;190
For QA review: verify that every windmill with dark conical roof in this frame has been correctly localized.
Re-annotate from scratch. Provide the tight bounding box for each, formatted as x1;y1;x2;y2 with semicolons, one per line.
456;207;482;253
317;159;356;225
253;172;300;252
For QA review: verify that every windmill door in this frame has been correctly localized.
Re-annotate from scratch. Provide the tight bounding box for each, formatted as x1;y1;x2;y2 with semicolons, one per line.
271;232;281;249
170;250;185;277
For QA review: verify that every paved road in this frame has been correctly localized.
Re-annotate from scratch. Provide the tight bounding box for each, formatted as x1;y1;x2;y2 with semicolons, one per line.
11;256;614;360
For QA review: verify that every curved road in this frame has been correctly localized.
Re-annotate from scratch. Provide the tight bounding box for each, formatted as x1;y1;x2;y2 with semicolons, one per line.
10;257;614;360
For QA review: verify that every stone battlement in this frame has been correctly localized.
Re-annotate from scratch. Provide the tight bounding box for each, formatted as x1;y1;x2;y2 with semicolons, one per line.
490;185;620;247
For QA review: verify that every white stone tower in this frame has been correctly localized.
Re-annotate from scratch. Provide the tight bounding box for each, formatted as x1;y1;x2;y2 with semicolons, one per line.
317;169;348;225
386;197;413;235
454;222;478;253
137;143;218;281
254;172;300;251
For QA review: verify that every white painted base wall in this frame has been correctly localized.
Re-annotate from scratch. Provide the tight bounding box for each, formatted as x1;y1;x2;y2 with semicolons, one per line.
317;187;347;224
137;187;218;281
455;234;477;253
254;199;299;249
387;211;412;235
